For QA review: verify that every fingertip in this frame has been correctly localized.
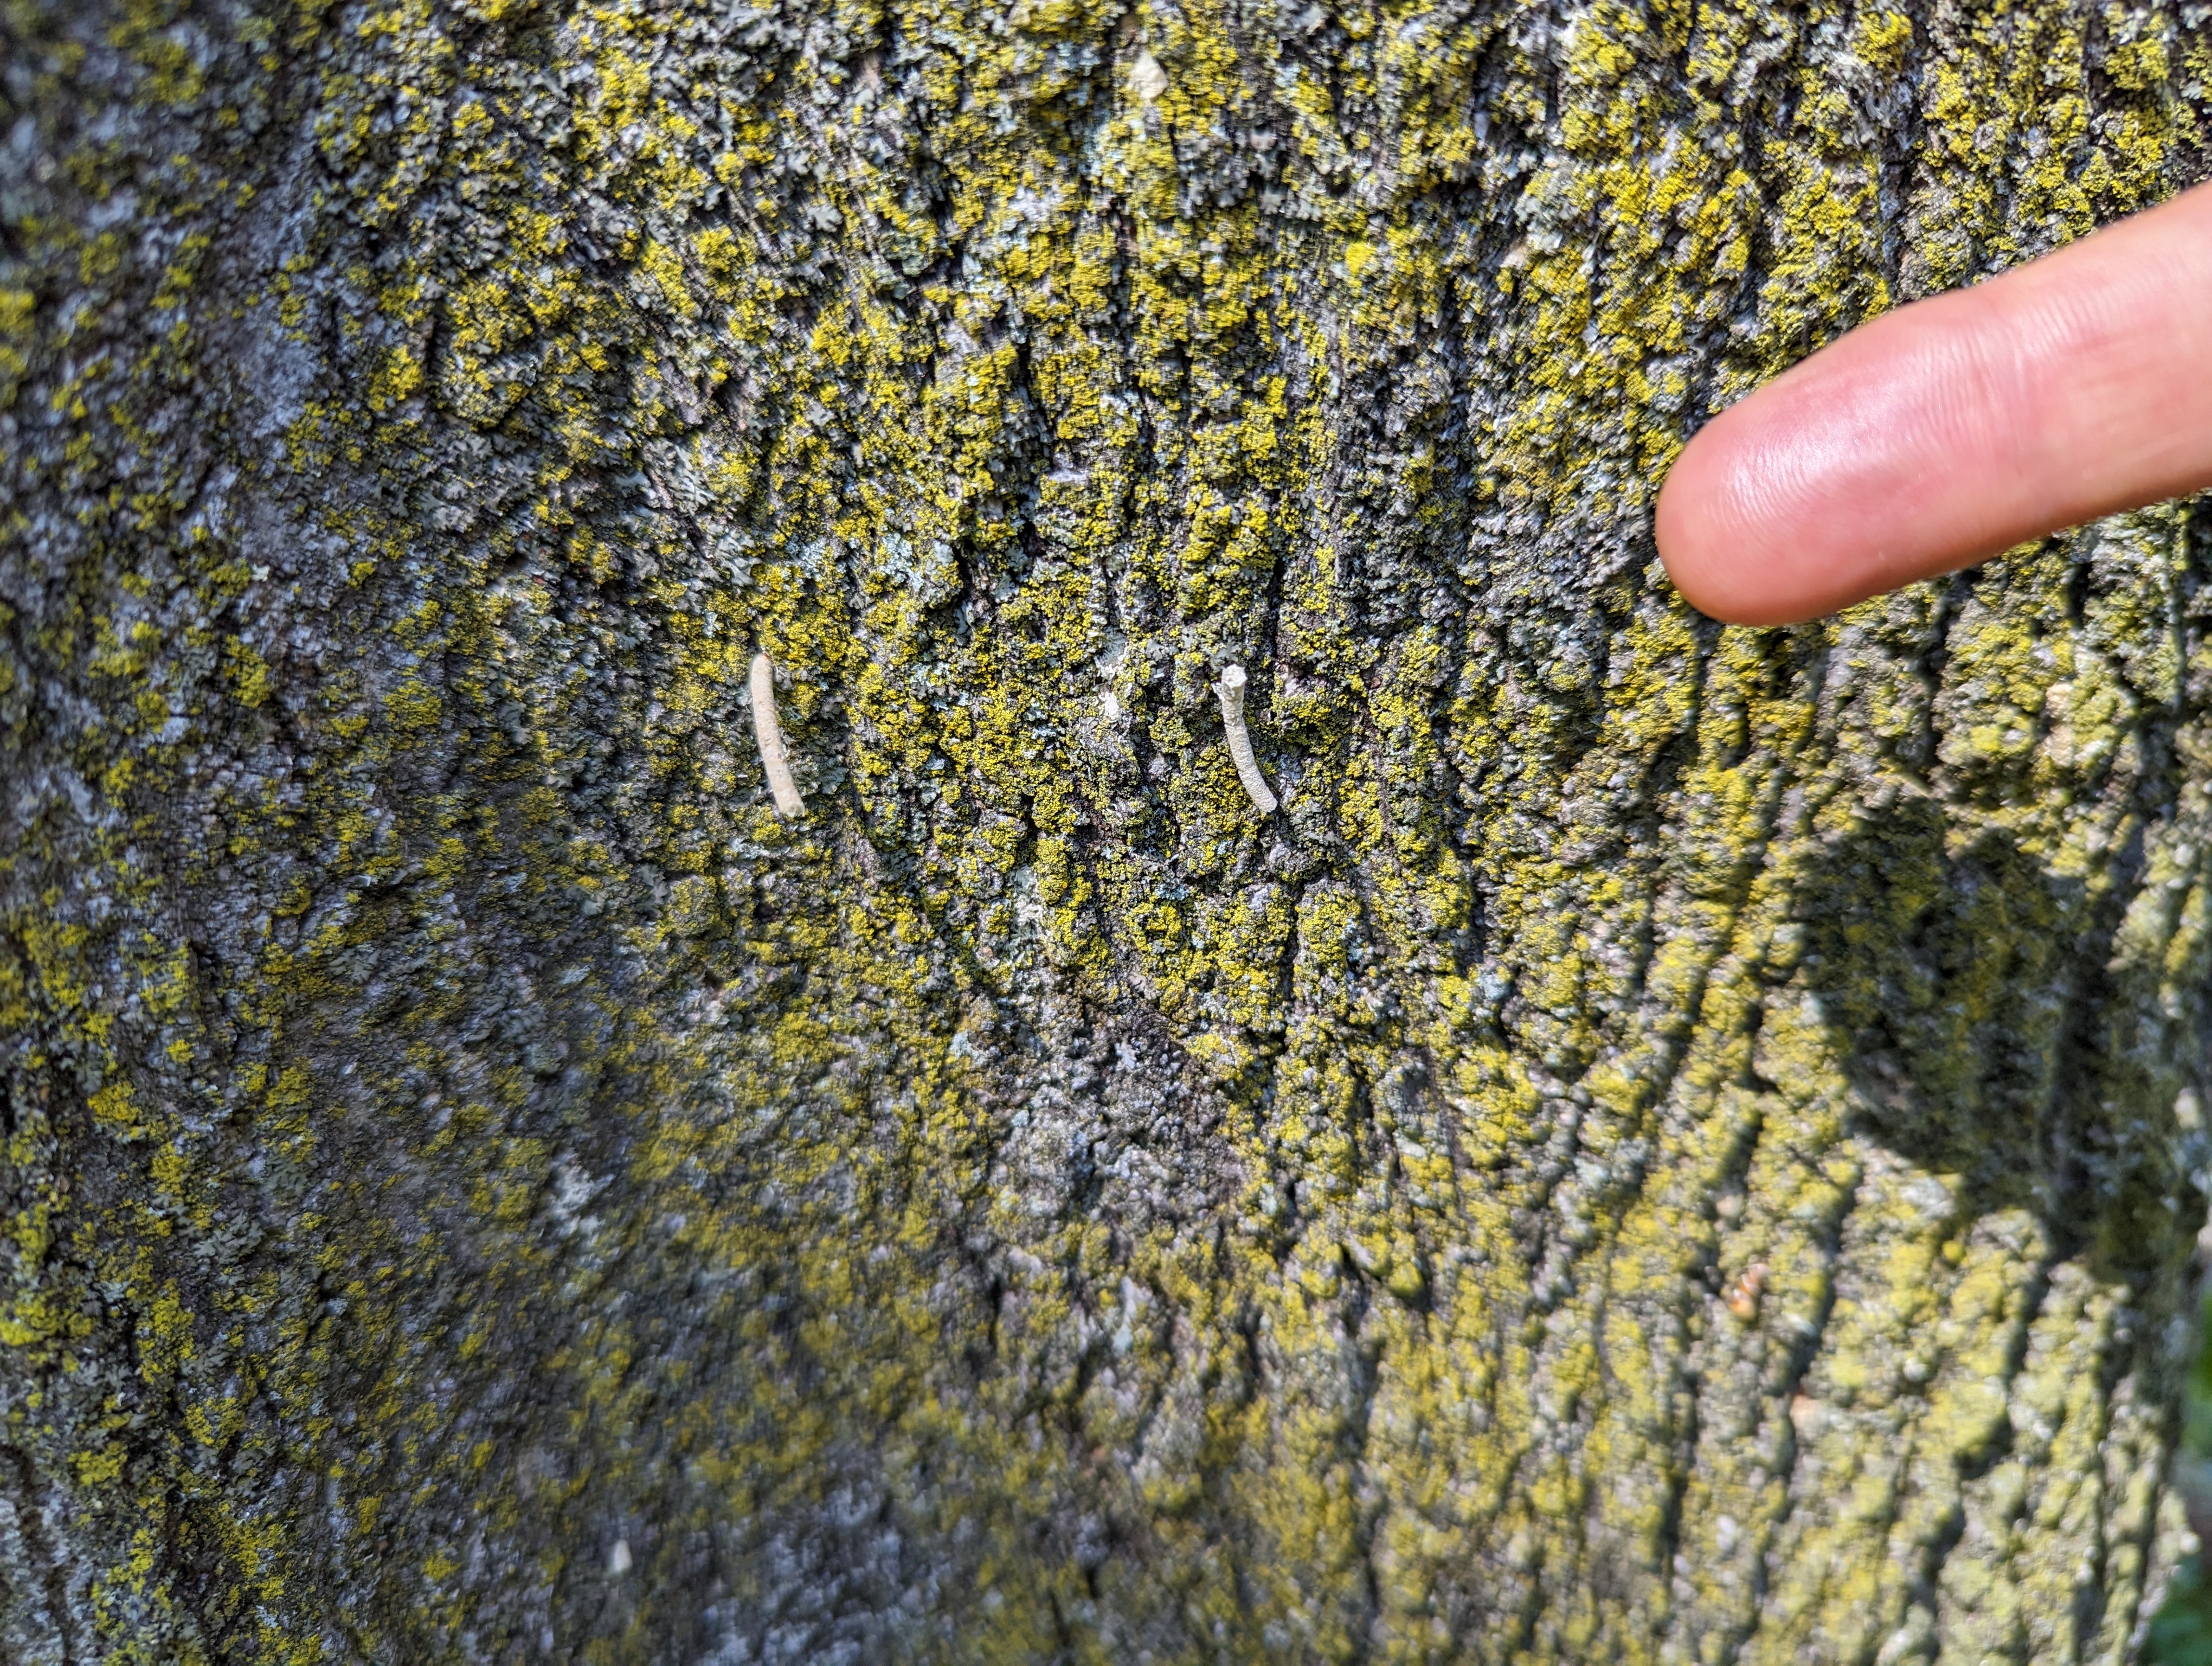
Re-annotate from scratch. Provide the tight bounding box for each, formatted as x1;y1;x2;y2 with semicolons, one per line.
1653;315;1969;627
1655;416;1799;627
1651;434;1721;614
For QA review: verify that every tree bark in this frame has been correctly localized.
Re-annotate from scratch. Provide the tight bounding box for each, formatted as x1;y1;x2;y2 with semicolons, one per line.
5;0;2212;1659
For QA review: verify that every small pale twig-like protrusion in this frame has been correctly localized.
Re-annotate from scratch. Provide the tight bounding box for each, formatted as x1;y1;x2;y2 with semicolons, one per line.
1725;1261;1768;1322
1214;664;1277;815
1130;49;1168;103
749;651;805;818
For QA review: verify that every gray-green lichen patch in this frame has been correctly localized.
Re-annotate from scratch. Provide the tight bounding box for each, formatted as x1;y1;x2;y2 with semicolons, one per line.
3;0;2212;1659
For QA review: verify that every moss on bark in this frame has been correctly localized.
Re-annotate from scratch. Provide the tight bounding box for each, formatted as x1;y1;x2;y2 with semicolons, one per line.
6;0;2212;1658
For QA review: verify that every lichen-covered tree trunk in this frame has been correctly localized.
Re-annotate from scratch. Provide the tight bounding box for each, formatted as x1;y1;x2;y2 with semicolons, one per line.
7;0;2212;1660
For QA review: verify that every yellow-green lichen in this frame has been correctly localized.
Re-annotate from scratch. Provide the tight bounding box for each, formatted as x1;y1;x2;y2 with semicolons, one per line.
4;0;2212;1659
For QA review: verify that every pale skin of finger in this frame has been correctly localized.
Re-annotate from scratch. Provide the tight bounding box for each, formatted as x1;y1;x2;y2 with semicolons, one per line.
1655;180;2212;627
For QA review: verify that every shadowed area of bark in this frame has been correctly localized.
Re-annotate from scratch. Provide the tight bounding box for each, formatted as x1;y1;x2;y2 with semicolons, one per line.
4;0;2212;1661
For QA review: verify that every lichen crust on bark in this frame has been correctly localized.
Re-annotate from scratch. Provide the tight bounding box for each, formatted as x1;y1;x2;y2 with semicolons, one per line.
5;0;2212;1662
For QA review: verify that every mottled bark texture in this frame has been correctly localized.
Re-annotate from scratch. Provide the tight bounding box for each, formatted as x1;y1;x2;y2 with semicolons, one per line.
7;0;2212;1660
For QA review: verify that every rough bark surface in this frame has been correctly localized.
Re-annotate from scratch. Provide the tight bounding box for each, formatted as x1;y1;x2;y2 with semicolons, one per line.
7;0;2212;1659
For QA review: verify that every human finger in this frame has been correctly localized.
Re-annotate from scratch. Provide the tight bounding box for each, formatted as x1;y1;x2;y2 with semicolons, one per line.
1655;180;2212;626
